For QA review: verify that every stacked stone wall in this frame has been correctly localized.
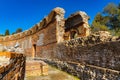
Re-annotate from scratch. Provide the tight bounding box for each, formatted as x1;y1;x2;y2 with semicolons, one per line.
54;37;120;70
39;33;120;79
0;52;26;80
43;59;120;80
26;61;48;76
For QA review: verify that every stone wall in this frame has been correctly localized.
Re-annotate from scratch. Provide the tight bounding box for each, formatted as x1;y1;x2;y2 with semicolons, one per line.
26;60;48;76
54;34;120;71
0;52;26;80
0;7;119;79
38;31;120;79
64;11;90;40
43;59;120;80
0;7;65;57
0;7;90;58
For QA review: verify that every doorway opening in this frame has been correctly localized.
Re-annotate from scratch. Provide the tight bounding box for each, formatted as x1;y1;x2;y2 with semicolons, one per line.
71;31;77;39
32;44;36;59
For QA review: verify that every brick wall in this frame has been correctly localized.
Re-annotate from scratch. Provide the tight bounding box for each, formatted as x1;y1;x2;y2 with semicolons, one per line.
26;61;48;76
54;37;120;71
0;52;26;80
0;7;65;57
39;33;120;79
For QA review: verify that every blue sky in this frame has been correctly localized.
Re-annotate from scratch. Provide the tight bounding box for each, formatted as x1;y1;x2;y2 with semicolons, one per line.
0;0;119;34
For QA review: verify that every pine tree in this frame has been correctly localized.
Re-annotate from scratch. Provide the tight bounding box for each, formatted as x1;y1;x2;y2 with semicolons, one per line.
16;28;22;33
91;13;108;32
5;29;10;36
92;3;120;36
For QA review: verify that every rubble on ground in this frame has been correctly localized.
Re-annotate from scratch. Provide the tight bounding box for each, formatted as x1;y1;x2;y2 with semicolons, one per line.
0;56;10;66
0;43;24;53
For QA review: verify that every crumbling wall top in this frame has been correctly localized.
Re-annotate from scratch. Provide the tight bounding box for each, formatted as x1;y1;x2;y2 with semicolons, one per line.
0;7;65;42
65;11;89;30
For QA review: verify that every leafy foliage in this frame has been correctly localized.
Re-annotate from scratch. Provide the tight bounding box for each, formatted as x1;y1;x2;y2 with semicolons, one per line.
92;2;120;36
16;28;22;33
0;34;4;36
103;3;118;16
91;13;109;32
12;28;23;35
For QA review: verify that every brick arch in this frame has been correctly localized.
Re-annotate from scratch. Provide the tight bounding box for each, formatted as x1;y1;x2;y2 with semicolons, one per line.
32;44;37;58
70;29;79;39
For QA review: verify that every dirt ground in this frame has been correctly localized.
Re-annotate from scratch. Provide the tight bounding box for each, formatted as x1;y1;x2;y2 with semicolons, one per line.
25;65;79;80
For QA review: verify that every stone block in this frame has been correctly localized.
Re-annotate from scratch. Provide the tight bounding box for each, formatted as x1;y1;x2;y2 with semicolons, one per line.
0;52;25;80
26;65;40;70
0;52;5;57
10;76;15;80
2;74;7;80
41;65;48;75
4;63;12;72
26;70;42;76
0;66;4;73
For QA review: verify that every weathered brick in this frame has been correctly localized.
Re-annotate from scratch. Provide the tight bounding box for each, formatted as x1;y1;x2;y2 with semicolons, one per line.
0;66;4;73
26;70;42;76
0;52;25;80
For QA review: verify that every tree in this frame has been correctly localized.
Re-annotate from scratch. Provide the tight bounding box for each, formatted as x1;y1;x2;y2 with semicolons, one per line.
91;13;109;32
103;3;120;31
103;3;118;16
117;3;120;9
93;13;103;22
5;29;10;36
92;3;120;36
16;28;22;33
92;21;109;32
0;34;4;36
12;32;15;35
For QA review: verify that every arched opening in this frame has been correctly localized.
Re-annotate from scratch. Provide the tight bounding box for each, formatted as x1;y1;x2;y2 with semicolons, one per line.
70;31;78;39
32;44;36;59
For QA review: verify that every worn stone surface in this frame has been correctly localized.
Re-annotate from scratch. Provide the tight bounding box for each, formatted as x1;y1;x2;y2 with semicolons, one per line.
43;59;120;80
26;60;48;76
64;11;90;40
0;52;26;80
0;56;10;66
25;65;79;80
55;37;120;71
0;44;24;53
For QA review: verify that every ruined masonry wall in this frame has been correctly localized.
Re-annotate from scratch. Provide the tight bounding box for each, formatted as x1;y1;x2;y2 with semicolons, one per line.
55;37;120;71
38;35;120;79
0;7;65;57
47;37;120;80
0;7;119;79
0;52;26;80
43;59;120;80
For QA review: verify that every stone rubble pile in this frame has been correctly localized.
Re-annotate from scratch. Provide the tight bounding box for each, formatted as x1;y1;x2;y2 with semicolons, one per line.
92;31;112;41
0;43;24;66
0;52;26;80
90;31;120;42
0;43;24;53
0;56;10;66
43;59;120;80
64;31;120;47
